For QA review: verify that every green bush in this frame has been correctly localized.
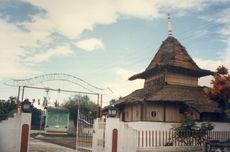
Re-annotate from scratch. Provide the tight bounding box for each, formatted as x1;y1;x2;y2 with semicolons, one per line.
0;97;16;121
171;118;214;146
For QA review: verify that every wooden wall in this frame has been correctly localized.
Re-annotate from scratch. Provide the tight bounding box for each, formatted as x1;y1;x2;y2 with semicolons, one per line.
123;105;132;121
122;103;141;122
120;102;200;122
188;108;200;121
144;103;164;121
144;73;164;88
132;104;141;121
165;73;198;87
165;103;184;122
144;72;198;89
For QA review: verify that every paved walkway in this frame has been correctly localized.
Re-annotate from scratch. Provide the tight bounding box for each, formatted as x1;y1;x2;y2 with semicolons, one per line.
29;138;76;152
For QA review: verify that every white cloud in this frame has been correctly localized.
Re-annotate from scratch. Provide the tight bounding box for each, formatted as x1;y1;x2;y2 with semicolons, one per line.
23;0;211;38
104;68;144;101
209;7;230;70
21;16;55;47
214;9;230;41
0;20;39;78
0;19;74;78
26;45;73;63
195;58;223;87
194;40;230;87
195;6;230;87
76;38;104;51
23;0;118;38
115;68;134;80
0;0;227;79
195;58;224;71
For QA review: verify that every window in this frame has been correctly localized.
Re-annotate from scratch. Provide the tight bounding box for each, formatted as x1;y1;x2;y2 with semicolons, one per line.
151;111;156;118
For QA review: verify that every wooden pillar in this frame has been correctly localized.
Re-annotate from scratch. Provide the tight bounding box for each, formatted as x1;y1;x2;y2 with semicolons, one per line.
97;94;100;118
163;102;166;122
21;86;25;102
100;94;103;118
131;104;133;121
112;129;118;152
20;124;29;152
140;103;144;121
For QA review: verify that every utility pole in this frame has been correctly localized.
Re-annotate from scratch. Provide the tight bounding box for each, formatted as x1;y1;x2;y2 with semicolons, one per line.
76;97;80;152
16;86;21;114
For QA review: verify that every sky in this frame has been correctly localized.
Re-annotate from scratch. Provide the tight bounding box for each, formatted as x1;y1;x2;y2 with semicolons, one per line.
0;0;230;106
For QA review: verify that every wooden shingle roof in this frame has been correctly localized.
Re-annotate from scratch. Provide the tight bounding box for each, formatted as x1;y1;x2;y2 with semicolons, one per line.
129;37;213;80
115;84;220;113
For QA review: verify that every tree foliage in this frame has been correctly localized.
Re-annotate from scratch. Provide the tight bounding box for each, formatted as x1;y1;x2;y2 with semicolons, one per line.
173;118;214;132
206;66;230;121
170;118;214;146
208;66;230;110
63;95;97;126
31;106;42;126
0;96;16;120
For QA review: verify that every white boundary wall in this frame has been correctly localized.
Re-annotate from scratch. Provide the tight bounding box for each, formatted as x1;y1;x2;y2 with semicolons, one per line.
92;120;230;152
127;121;230;131
0;113;31;152
92;118;137;152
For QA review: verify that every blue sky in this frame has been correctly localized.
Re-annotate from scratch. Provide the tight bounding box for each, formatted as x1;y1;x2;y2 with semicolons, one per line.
0;0;230;106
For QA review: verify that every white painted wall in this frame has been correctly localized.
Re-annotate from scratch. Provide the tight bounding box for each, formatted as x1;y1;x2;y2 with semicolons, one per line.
105;118;137;152
92;118;137;152
92;120;230;152
127;121;174;131
127;121;230;131
0;113;31;152
211;122;230;131
92;118;106;152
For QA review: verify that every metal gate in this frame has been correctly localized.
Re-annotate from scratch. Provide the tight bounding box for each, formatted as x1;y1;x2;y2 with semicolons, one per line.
76;112;94;152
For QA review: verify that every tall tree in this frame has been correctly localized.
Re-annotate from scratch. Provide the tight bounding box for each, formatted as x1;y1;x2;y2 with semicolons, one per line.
209;66;230;109
63;95;97;126
0;96;16;120
208;66;230;121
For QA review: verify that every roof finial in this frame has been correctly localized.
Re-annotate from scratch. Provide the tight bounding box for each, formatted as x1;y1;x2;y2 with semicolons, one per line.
168;13;173;37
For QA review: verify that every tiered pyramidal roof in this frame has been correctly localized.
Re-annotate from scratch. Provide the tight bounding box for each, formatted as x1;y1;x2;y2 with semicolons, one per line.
129;36;212;80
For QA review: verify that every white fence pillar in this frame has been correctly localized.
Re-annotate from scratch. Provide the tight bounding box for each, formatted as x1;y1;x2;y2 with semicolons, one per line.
92;118;137;152
0;113;31;152
92;118;106;152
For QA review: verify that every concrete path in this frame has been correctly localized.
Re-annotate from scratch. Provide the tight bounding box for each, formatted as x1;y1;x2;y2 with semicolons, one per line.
29;138;76;152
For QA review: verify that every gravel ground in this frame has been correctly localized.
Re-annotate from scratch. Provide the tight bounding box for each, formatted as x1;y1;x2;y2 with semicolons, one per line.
29;138;76;152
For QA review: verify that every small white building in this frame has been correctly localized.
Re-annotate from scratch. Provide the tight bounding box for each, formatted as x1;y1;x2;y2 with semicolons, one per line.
45;107;69;134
